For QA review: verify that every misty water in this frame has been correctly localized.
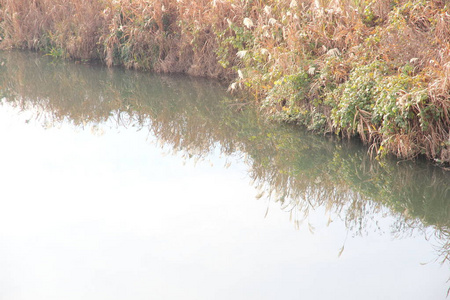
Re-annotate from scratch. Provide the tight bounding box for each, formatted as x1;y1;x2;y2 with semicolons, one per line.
0;51;449;300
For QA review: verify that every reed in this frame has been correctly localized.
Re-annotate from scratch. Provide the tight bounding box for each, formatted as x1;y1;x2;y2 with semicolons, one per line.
0;0;449;164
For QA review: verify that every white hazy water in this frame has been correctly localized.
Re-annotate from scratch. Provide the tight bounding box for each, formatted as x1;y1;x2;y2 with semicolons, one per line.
0;102;448;300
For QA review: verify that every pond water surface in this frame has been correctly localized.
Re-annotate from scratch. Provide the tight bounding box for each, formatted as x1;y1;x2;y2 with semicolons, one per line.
0;51;449;300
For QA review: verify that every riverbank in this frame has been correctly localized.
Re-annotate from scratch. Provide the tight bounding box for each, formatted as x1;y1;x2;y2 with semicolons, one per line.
0;0;449;165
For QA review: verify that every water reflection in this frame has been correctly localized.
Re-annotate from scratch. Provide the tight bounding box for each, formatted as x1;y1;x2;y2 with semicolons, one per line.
0;50;449;272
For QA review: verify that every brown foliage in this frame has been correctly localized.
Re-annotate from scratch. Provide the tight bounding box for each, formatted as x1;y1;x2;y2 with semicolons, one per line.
0;0;449;164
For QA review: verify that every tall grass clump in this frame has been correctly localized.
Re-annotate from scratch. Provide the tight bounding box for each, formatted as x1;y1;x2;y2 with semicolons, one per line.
0;0;449;164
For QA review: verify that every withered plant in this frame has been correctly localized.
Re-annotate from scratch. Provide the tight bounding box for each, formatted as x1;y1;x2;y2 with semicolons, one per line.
0;0;449;164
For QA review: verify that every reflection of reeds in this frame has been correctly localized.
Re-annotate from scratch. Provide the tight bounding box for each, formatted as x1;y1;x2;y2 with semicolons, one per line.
1;50;449;267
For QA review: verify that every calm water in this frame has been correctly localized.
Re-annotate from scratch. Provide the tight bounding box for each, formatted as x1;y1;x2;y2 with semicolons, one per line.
0;51;449;300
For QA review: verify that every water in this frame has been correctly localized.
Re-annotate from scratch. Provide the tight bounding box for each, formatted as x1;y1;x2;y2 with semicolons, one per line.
0;51;448;300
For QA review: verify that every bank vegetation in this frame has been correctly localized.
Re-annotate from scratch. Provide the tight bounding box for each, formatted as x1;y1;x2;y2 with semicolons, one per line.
0;0;449;165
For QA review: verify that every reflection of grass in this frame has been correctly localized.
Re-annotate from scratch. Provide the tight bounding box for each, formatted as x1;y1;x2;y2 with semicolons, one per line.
1;50;449;265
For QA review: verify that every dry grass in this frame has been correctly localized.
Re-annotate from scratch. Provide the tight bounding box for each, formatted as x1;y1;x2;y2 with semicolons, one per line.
0;0;449;164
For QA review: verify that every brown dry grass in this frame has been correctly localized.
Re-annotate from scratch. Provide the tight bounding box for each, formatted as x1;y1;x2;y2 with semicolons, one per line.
0;0;449;164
